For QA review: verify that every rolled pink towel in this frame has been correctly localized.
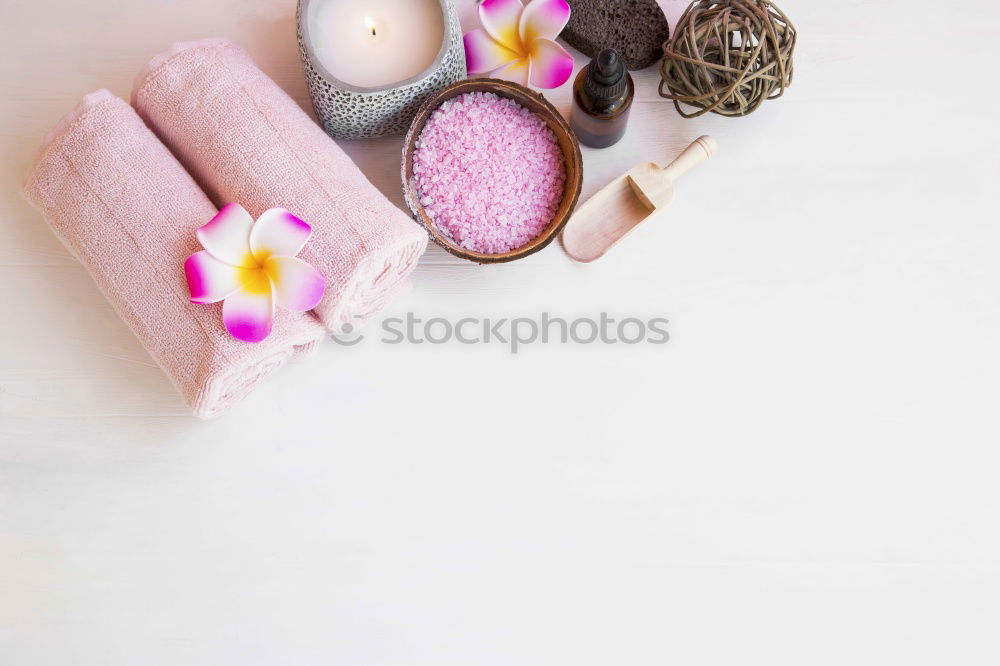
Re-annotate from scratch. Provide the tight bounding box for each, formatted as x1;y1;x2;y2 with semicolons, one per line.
132;38;428;334
22;90;326;418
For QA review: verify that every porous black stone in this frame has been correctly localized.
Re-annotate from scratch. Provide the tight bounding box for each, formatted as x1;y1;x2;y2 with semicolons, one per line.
562;0;670;71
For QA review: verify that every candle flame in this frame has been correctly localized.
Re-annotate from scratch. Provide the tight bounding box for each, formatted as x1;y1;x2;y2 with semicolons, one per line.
364;16;377;36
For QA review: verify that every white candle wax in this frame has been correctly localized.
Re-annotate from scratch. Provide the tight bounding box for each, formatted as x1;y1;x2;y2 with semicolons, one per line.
308;0;445;89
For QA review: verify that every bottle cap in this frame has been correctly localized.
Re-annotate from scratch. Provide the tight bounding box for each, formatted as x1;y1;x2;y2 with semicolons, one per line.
584;49;627;102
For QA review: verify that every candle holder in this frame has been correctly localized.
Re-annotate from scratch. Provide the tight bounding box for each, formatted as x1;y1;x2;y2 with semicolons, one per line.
296;0;466;140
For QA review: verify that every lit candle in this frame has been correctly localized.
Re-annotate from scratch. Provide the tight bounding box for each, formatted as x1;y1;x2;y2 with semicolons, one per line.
298;0;466;138
308;0;445;89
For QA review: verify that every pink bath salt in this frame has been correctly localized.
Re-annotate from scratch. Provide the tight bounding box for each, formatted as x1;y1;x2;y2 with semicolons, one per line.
412;91;566;254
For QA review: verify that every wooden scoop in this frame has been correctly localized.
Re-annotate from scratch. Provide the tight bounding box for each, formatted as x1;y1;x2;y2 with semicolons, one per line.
561;135;717;263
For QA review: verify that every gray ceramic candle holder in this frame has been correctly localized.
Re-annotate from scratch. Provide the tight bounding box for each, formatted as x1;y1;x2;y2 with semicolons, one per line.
296;0;467;140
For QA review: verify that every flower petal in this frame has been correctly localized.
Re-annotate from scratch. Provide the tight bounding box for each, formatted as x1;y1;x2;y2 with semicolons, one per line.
197;203;255;267
184;250;254;304
249;208;312;263
479;0;526;55
265;256;326;312
222;272;274;343
464;28;521;74
491;57;532;87
519;0;570;46
529;37;575;88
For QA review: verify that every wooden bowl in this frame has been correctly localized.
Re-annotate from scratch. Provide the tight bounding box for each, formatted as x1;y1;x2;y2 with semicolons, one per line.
401;78;583;263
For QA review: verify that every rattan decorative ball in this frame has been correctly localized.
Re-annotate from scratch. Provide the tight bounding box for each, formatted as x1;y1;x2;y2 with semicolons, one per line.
658;0;796;118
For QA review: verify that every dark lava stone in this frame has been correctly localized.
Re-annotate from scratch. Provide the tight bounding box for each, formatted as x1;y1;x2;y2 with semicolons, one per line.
562;0;671;71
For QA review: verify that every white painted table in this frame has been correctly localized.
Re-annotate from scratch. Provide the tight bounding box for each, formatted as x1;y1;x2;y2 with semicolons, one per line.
2;1;999;663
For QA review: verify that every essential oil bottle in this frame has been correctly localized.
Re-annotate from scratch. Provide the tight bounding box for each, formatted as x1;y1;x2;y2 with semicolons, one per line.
570;48;634;149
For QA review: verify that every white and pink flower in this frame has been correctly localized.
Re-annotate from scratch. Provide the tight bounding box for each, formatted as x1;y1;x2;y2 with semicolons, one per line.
464;0;574;89
184;203;325;343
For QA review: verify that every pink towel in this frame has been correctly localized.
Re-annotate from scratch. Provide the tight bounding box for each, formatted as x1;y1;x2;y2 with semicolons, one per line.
22;90;326;418
132;38;428;334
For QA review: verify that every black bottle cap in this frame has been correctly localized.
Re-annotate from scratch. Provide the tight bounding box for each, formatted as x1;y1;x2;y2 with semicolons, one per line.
584;48;627;102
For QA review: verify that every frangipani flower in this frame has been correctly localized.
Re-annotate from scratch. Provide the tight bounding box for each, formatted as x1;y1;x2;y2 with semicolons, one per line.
464;0;574;89
184;203;326;343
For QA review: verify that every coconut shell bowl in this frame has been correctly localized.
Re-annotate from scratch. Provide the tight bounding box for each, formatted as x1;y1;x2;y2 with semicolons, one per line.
401;79;583;264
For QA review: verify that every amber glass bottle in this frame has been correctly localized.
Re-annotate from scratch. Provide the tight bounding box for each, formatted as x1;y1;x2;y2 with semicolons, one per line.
570;49;634;149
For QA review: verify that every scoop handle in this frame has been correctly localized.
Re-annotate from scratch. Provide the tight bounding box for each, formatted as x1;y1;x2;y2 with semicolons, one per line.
662;136;717;181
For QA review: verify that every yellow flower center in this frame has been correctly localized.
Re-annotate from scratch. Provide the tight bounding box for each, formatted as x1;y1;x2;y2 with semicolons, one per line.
240;267;272;295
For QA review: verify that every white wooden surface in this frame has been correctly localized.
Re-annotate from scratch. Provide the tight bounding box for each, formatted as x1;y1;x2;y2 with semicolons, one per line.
2;1;999;663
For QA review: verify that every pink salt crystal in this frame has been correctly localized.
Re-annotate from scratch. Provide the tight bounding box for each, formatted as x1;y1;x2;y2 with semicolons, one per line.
413;92;566;255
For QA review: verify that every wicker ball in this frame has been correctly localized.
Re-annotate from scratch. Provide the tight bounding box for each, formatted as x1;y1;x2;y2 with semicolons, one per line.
658;0;796;118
